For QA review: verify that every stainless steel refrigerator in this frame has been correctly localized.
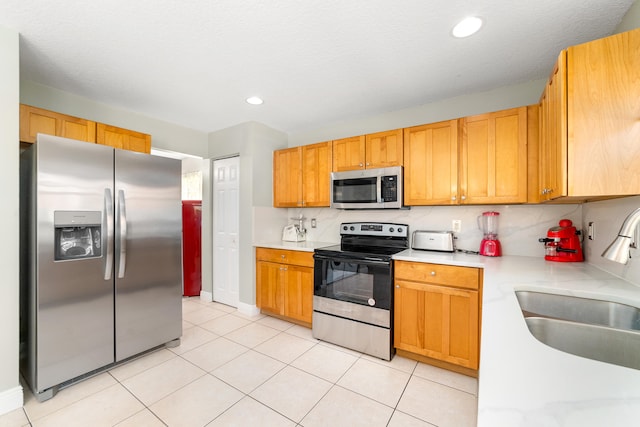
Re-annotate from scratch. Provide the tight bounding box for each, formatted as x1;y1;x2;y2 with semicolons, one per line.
20;134;183;401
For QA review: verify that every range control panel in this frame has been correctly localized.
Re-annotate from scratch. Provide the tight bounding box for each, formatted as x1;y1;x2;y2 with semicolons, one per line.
340;222;409;238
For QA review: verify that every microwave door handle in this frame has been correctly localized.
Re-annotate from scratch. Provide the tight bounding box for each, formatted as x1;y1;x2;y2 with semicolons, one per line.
103;188;114;280
117;189;127;278
377;176;383;203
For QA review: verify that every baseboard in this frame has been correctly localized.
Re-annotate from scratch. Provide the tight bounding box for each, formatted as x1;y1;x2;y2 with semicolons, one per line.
199;290;213;303
0;385;23;416
237;302;260;317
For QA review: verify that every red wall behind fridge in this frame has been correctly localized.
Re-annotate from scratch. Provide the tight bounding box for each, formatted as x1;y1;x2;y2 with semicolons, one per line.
182;200;202;296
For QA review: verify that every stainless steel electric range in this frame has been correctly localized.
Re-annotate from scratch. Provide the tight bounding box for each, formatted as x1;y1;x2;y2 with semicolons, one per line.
312;222;409;360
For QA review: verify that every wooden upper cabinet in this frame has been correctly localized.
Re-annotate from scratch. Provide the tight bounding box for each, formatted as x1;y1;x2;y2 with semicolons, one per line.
332;130;403;172
273;142;332;208
365;129;403;169
273;147;303;207
460;106;528;204
539;51;568;201
565;28;640;199
332;136;366;171
96;123;151;154
20;104;96;144
301;141;332;207
404;120;458;205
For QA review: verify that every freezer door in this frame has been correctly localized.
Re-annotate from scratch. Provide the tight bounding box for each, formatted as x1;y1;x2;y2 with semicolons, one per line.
114;149;182;361
30;135;115;392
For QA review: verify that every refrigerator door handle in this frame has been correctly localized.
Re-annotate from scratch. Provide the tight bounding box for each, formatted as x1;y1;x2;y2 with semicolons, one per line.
104;188;114;280
117;189;127;278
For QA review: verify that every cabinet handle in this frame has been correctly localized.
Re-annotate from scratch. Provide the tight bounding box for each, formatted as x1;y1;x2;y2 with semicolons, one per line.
431;271;436;276
281;255;286;258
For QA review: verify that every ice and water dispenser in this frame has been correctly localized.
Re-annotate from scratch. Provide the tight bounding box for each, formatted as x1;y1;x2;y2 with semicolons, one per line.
54;211;102;261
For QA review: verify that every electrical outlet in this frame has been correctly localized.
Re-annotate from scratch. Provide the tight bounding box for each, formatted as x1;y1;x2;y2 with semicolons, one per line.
588;221;595;240
452;219;462;233
311;218;317;228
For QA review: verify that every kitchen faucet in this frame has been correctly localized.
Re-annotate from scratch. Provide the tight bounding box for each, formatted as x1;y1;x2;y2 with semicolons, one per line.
601;207;640;264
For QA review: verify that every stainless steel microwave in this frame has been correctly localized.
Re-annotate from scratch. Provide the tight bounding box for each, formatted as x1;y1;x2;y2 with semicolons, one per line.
330;166;403;209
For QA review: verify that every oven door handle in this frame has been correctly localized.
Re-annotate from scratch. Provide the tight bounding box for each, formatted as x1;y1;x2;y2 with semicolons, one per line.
314;253;390;266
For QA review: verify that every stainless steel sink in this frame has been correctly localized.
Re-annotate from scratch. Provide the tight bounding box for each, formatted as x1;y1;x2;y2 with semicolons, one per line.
515;290;640;331
515;290;640;370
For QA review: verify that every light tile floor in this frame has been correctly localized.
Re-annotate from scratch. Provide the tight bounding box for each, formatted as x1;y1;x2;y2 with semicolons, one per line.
3;297;478;427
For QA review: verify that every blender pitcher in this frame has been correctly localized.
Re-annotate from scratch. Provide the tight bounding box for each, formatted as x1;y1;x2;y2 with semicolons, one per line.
477;211;502;257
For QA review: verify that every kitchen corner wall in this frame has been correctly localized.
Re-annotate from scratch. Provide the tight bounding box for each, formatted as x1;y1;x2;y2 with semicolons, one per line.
203;122;288;308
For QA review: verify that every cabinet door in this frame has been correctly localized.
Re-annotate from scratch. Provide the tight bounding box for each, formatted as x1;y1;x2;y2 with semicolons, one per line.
539;52;568;201
394;279;479;369
365;129;403;169
332;136;366;171
256;261;284;316
403;120;458;205
20;104;96;144
273;147;302;207
283;265;313;324
567;28;640;197
302;141;332;207
96;123;151;154
460;107;528;204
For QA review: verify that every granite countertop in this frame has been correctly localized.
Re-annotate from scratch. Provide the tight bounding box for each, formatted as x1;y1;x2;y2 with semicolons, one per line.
393;250;640;427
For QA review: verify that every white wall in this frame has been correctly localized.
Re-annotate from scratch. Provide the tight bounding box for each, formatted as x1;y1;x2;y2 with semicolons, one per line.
203;122;288;307
288;79;546;147
0;24;23;415
20;81;208;157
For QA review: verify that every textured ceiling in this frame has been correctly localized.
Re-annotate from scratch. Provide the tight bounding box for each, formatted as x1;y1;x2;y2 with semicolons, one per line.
0;0;635;134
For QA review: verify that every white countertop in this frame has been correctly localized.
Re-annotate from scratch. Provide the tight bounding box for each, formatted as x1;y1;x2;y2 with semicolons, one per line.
394;250;640;427
253;240;337;252
254;244;640;425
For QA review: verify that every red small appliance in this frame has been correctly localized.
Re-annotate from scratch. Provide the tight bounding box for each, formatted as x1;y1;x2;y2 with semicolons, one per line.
478;211;502;257
538;219;584;262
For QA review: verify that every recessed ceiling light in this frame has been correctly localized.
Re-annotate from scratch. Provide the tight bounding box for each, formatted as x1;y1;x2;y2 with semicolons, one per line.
452;16;483;38
246;96;264;105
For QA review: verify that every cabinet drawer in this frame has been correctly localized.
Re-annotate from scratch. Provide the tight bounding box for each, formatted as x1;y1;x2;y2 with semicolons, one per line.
394;261;480;290
256;247;314;267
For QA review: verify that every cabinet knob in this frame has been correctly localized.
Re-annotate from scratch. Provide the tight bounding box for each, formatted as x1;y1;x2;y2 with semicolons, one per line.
359;163;363;167
431;271;436;276
461;195;466;201
451;195;457;201
395;285;400;288
366;162;370;166
281;255;285;258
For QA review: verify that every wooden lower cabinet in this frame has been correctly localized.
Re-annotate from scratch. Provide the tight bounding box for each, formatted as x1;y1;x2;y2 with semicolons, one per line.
255;248;314;325
394;261;482;371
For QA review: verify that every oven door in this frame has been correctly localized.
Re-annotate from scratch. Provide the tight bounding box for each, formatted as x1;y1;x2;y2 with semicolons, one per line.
313;253;392;310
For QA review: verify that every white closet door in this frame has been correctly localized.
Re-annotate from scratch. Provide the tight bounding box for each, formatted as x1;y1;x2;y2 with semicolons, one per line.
212;156;239;307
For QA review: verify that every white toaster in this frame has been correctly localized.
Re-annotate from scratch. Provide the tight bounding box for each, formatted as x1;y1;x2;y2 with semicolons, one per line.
411;230;455;252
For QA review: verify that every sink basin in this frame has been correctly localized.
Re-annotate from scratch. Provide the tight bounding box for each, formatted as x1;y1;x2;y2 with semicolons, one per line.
515;291;640;370
515;290;640;331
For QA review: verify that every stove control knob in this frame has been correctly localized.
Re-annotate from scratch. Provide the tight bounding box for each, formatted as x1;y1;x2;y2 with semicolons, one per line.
389;227;395;232
343;225;348;231
397;227;403;233
349;226;355;231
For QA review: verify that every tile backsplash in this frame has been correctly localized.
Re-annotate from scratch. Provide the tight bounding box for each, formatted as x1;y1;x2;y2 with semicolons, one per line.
254;197;640;287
